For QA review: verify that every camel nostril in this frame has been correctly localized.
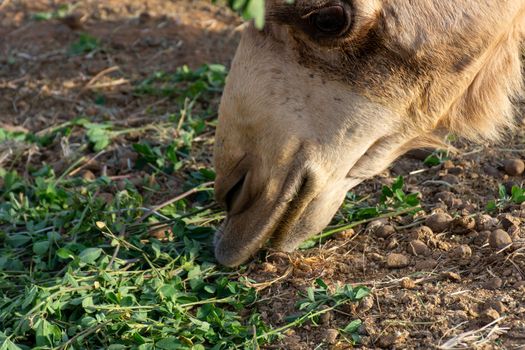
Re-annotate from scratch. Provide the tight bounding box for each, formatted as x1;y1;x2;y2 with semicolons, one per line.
224;174;246;213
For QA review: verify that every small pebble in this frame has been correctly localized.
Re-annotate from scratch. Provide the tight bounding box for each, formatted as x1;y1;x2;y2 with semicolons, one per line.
451;245;472;259
357;297;374;313
483;164;501;178
261;262;277;273
489;229;513;249
441;174;460;185
483;300;506;314
335;228;355;240
481;308;500;323
320;309;332;325
436;191;456;207
324;329;339;344
476;214;497;231
415;258;438;270
499;214;521;230
386;238;399;250
367;219;388;236
442;160;454;169
448;167;463;175
400;278;416;289
376;331;409;348
441;271;462;282
376;224;395;238
368;252;384;262
386;253;410;268
453;216;476;232
514;281;525;289
483;277;503;290
425;213;453;233
503;159;525;176
407;240;430;256
81;170;96;181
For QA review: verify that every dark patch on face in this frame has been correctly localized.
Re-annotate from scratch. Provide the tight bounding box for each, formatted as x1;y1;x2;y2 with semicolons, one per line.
290;24;423;103
453;55;473;73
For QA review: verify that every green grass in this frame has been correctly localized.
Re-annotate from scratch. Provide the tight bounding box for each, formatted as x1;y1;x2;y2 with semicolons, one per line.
0;64;425;349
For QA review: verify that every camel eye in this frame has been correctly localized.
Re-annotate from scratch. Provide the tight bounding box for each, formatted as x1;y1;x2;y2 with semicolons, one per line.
309;5;350;36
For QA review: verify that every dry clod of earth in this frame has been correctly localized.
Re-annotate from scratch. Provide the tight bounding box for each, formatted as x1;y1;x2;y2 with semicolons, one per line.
436;191;461;208
453;216;476;233
514;281;525;289
376;331;409;348
489;229;513;249
324;329;339;344
483;300;507;314
377;224;396;238
334;228;355;239
407;239;430;256
484;164;502;178
503;158;525;176
481;308;501;323
483;277;504;290
441;173;460;185
415;258;439;270
386;253;410;268
441;271;462;282
442;160;455;169
450;244;473;260
400;277;416;289
477;214;498;231
425;212;453;233
367;219;389;237
358;296;374;313
81;170;96;180
499;213;521;230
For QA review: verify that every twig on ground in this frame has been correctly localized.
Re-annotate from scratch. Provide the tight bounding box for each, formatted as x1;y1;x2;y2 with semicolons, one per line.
439;317;508;349
138;181;215;222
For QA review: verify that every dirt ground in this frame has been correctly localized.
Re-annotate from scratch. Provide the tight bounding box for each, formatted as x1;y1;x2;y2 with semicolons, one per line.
1;1;524;349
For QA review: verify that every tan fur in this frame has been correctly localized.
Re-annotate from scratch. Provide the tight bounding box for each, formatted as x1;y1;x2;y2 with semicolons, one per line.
213;0;525;266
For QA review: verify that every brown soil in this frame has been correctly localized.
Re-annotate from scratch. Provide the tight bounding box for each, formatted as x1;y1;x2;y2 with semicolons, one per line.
1;1;524;349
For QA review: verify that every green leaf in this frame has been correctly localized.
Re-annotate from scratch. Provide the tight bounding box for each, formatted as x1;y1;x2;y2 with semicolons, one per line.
155;337;183;349
33;240;50;256
307;287;315;302
511;186;525;203
56;247;74;259
498;184;507;200
486;200;497;212
392;176;404;191
315;279;328;290
342;319;362;334
244;0;265;29
78;248;102;264
6;234;31;248
354;287;370;300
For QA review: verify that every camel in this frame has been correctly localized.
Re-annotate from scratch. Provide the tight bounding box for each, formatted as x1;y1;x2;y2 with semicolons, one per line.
213;0;525;267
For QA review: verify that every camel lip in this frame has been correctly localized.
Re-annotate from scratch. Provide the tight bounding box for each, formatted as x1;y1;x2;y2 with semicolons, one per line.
267;172;315;248
214;166;312;267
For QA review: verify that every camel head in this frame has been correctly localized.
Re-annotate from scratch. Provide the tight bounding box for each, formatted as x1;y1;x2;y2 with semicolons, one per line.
213;0;525;266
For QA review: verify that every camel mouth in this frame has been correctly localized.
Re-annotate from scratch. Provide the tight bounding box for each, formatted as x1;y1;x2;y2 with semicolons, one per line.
267;171;317;249
213;163;316;267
